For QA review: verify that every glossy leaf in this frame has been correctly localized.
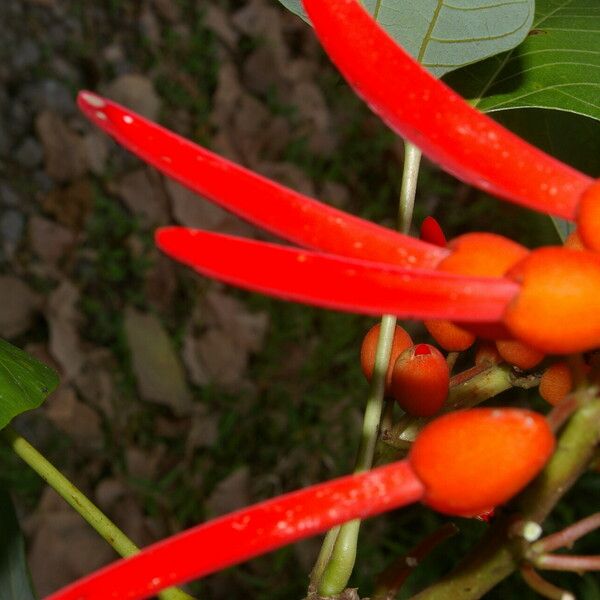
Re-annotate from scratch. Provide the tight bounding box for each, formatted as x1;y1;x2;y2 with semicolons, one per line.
302;0;592;220
448;0;600;122
77;92;447;270
0;488;37;600
156;227;520;322
279;0;534;77
0;339;59;430
492;109;600;241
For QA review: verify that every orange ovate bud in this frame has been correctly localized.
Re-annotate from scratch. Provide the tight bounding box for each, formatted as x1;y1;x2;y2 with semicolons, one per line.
420;216;447;247
576;180;600;253
440;233;529;278
539;362;573;406
496;339;544;370
390;344;449;417
425;319;475;352
564;230;584;250
474;341;502;366
433;234;528;345
409;408;555;516
360;323;413;390
504;247;600;353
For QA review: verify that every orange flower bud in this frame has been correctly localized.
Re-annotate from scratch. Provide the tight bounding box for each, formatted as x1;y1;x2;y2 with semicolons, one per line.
424;320;475;352
504;247;600;353
420;216;447;247
496;339;544;370
539;362;573;406
390;344;449;417
564;230;584;250
440;233;529;277
576;180;600;253
474;341;502;366
360;323;413;390
409;408;555;516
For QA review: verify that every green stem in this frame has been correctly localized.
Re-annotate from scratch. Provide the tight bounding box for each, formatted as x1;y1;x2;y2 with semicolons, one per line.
316;141;422;597
318;315;396;596
2;426;194;600
410;389;600;599
398;142;422;234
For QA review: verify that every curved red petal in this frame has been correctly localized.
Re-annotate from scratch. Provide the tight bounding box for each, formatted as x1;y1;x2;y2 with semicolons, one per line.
302;0;592;220
45;461;424;600
156;227;519;322
77;91;447;270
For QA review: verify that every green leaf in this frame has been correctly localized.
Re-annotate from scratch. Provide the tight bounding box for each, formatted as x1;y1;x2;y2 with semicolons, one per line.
0;488;37;600
277;0;535;77
0;339;59;430
447;0;600;122
491;107;600;241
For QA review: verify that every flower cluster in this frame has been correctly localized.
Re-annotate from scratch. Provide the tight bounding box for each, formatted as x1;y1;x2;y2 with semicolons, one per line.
48;0;598;598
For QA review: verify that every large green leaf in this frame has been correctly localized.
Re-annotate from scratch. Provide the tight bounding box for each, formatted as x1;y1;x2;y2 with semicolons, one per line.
0;488;37;600
0;339;59;430
493;108;600;240
447;0;600;121
278;0;535;77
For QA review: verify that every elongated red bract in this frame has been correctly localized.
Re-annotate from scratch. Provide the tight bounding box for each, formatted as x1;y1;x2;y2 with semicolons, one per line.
302;0;591;219
46;461;424;600
156;227;520;322
77;92;447;270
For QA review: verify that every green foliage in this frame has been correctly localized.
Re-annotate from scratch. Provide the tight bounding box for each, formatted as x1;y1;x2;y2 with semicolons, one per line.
277;0;534;77
0;340;59;431
77;191;149;348
449;0;600;122
0;489;36;600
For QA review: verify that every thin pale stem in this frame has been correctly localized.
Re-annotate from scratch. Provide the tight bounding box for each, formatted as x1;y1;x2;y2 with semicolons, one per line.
398;142;422;234
520;565;574;600
533;512;600;553
2;426;193;600
316;140;422;596
372;523;458;600
317;315;397;595
534;554;600;572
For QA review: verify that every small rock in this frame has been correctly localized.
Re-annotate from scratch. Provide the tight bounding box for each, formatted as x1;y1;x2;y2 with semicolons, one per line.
12;39;40;70
104;74;161;121
46;280;84;380
15;137;44;168
45;385;103;446
0;275;41;338
26;489;114;597
41;179;93;230
123;307;192;415
36;111;88;182
29;215;76;265
206;467;251;518
0;184;20;206
110;168;169;227
83;130;110;175
165;177;254;237
1;210;25;258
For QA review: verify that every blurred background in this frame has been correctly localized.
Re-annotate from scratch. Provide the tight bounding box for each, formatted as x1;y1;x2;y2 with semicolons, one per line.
0;1;597;598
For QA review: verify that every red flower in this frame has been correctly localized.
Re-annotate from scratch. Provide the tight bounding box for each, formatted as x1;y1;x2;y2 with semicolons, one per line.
50;0;597;598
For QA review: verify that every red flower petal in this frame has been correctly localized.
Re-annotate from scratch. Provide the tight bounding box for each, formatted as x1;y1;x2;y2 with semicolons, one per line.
45;461;424;600
156;227;519;322
77;91;446;270
302;0;592;219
